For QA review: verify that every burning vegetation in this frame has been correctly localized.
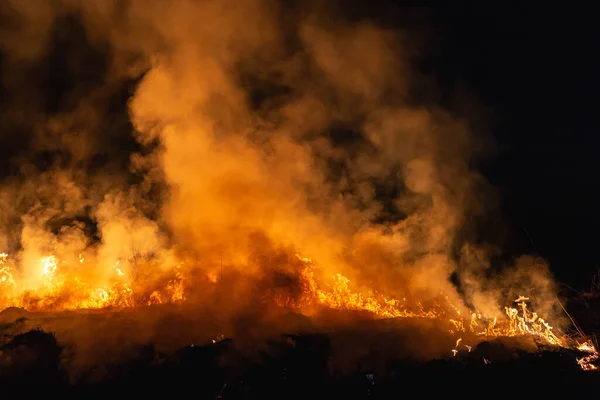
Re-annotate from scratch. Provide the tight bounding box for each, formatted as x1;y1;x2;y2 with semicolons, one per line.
1;250;598;372
0;0;598;389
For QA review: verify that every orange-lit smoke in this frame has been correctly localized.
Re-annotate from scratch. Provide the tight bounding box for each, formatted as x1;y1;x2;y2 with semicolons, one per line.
0;0;574;358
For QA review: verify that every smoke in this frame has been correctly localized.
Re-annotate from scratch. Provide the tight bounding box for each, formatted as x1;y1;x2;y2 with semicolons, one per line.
0;0;566;377
124;0;470;294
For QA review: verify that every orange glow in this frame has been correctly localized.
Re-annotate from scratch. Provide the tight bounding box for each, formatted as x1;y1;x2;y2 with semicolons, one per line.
290;268;440;319
0;252;185;311
0;251;597;370
283;259;562;344
270;256;597;368
576;341;599;371
0;1;594;373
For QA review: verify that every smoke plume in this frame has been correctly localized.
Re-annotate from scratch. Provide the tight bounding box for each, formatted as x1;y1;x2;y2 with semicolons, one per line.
0;0;565;377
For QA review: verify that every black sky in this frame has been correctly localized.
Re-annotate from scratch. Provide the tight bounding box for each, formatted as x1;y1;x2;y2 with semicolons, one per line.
427;3;600;287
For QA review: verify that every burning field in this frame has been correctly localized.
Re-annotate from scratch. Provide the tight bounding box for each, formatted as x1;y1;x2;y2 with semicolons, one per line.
0;0;598;396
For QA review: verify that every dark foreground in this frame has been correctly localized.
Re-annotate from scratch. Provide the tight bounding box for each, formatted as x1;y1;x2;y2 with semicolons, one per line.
1;327;599;399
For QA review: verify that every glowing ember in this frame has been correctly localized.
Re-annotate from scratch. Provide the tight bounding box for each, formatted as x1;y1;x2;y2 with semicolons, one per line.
576;341;599;371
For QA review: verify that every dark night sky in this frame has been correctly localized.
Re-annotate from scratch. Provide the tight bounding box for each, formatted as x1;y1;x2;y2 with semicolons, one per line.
428;3;600;287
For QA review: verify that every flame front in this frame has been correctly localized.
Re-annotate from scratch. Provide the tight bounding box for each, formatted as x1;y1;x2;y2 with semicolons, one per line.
280;258;566;348
0;253;185;311
0;251;597;370
576;341;599;371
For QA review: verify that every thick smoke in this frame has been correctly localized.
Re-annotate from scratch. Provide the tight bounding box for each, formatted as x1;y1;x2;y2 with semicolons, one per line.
123;0;475;303
0;0;565;375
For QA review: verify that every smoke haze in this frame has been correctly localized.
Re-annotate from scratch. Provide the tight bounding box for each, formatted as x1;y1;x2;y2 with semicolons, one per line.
0;0;566;378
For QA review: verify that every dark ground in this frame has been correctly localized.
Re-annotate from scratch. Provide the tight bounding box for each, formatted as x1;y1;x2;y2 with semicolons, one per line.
1;305;599;399
2;329;599;399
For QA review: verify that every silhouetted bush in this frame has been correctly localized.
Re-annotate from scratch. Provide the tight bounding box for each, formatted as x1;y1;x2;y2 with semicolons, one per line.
0;328;67;387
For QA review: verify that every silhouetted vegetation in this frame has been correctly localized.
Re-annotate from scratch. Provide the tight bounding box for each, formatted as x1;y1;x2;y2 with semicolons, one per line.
0;325;598;398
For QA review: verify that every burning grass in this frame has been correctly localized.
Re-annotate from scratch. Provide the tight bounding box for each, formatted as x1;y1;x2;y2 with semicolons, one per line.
1;252;598;375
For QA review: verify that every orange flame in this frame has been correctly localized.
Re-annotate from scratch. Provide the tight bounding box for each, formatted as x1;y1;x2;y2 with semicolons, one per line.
576;341;599;371
0;251;596;371
0;252;185;311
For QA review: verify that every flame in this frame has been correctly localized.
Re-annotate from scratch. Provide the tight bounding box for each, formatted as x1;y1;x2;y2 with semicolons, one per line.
576;341;599;371
41;255;57;278
292;268;439;319
467;297;563;346
0;253;15;287
113;260;125;277
271;257;596;370
0;251;596;371
0;252;185;311
451;338;462;356
284;260;566;348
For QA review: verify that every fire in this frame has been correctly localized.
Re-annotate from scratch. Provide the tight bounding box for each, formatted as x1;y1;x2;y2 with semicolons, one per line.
41;255;57;278
467;297;563;346
293;269;439;319
0;251;597;371
0;253;185;311
284;258;565;349
451;338;462;356
113;260;125;277
0;253;15;287
271;256;596;369
576;341;599;371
